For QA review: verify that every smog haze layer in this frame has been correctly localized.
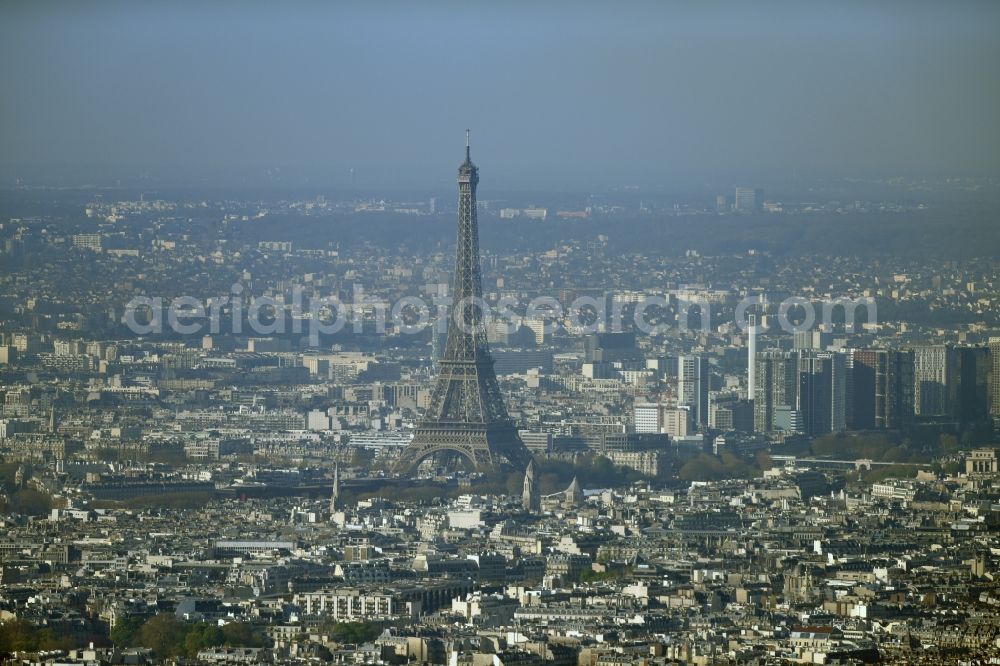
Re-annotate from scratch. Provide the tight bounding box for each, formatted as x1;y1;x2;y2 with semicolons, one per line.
2;0;999;190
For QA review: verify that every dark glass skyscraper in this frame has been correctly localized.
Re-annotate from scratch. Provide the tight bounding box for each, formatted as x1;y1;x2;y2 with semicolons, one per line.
851;349;915;430
798;351;846;436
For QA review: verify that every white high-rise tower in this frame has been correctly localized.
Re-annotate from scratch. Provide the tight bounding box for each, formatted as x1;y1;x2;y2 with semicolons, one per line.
748;314;757;402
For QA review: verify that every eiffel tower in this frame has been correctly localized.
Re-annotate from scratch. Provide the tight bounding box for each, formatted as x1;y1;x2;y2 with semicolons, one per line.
397;132;532;474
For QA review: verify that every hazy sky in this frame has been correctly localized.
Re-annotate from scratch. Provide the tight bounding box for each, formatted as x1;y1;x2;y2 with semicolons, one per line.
2;1;998;188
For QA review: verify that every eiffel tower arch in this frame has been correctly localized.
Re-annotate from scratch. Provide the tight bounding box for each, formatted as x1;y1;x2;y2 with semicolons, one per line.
397;132;532;474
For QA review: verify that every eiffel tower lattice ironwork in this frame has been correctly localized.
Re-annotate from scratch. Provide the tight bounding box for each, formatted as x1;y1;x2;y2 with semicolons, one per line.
397;132;532;473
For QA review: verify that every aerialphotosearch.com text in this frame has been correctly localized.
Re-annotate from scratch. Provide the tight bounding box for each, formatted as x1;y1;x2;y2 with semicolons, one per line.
123;283;876;344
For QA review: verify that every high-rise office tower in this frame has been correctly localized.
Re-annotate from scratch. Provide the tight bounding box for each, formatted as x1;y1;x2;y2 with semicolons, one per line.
747;315;757;402
754;350;799;433
851;349;914;430
710;394;754;433
734;187;764;212
990;338;1000;421
677;355;710;427
633;403;661;434
844;349;855;428
957;346;991;423
797;351;846;436
398;134;532;473
793;330;833;351
850;349;877;430
633;402;693;437
895;350;916;427
912;345;959;418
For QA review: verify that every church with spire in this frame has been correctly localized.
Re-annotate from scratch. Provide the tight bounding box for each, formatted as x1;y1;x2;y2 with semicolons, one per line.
563;477;583;510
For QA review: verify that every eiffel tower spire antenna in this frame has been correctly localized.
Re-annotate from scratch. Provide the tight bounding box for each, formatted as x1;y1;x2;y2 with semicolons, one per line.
397;133;532;474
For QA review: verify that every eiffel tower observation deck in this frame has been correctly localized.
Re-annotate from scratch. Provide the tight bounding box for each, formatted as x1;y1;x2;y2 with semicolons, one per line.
397;132;532;474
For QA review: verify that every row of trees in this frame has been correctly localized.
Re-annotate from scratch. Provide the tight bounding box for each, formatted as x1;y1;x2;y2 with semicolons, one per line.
0;488;54;516
0;619;80;652
531;455;648;493
110;614;265;658
812;422;997;464
0;462;57;516
811;433;931;462
317;620;383;644
677;452;767;482
2;615;368;657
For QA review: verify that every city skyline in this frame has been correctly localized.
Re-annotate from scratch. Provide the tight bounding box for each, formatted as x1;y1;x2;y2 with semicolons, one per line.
2;2;1000;663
